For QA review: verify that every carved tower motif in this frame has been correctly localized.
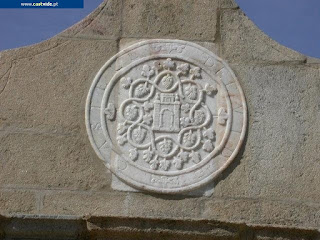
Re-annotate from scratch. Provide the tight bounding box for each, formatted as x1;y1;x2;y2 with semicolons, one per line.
153;93;180;132
86;40;247;194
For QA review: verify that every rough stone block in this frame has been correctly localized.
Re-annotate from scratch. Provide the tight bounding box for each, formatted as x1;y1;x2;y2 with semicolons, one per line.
306;56;320;65
0;190;36;214
0;132;111;191
3;216;84;239
0;37;67;63
0;62;11;98
254;228;318;240
122;0;218;40
202;198;261;224
220;0;238;9
203;198;320;229
212;64;320;202
220;10;306;63
41;191;127;216
87;217;241;240
0;0;319;233
0;39;117;132
126;193;203;219
259;200;320;229
59;0;122;39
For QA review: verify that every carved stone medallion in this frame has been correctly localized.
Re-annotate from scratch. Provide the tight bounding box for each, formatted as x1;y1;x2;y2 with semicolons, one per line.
86;40;247;194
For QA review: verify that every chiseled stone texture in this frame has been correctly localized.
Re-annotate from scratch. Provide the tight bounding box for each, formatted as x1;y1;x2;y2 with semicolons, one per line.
220;0;238;9
41;191;127;216
212;64;320;200
0;190;36;214
220;9;307;63
59;0;122;40
122;0;218;40
227;64;320;201
3;215;317;240
0;132;111;191
0;36;67;63
0;0;320;236
0;39;117;133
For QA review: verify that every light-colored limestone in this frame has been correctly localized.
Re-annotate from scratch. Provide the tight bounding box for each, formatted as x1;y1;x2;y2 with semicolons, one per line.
0;37;67;63
41;192;127;216
220;64;320;202
0;190;36;214
122;0;218;40
0;132;111;191
220;0;238;9
0;0;319;235
220;10;307;63
0;39;117;132
203;198;320;229
307;56;320;64
59;0;122;40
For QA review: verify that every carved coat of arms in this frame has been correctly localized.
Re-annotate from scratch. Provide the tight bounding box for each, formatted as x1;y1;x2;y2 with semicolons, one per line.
86;40;247;194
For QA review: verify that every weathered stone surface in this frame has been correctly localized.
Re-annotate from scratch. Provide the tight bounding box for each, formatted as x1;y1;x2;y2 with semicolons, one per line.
59;0;122;40
220;0;238;9
307;56;320;65
0;62;11;98
254;229;318;240
38;190;320;230
0;0;320;236
0;37;67;63
3;214;317;240
1;215;84;239
209;64;320;203
87;217;241;240
0;132;110;191
0;39;117;132
217;64;320;202
122;0;218;40
119;38;220;55
259;200;320;228
203;198;320;229
0;190;36;214
202;198;261;224
220;10;307;63
125;193;204;219
41;191;127;216
41;190;205;219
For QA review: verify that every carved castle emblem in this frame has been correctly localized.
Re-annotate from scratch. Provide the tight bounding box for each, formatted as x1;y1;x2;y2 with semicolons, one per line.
86;40;247;194
153;93;180;133
115;58;220;171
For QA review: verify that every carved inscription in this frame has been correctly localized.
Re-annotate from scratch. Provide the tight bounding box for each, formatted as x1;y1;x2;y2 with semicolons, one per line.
151;175;180;187
86;40;247;194
150;43;186;54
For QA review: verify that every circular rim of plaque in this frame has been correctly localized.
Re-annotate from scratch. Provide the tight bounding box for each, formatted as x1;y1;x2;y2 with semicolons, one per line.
86;39;247;194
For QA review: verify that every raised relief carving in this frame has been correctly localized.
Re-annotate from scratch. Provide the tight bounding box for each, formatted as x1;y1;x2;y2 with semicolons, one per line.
86;40;247;194
218;107;228;125
150;43;186;54
115;58;218;171
105;103;116;121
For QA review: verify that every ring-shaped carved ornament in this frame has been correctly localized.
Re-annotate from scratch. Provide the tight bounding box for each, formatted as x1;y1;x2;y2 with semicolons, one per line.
86;39;247;194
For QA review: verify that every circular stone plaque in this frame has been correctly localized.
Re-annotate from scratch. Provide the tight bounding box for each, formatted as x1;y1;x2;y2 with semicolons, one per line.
86;39;247;194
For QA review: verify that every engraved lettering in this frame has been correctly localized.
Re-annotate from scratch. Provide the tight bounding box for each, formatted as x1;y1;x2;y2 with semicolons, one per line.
86;40;247;194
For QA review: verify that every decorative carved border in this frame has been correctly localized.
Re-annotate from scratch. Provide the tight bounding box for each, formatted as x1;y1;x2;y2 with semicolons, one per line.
86;39;248;193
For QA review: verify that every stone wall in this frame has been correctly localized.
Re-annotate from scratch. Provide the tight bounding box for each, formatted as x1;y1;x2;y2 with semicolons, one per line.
0;0;319;238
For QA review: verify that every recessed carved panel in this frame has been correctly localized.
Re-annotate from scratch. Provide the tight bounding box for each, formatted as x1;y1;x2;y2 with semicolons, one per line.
86;40;247;194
